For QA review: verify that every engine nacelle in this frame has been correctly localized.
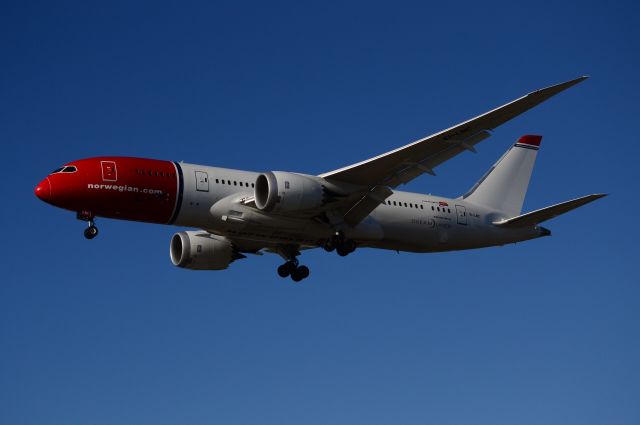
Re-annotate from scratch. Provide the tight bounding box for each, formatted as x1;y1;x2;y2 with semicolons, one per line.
254;171;327;213
170;231;240;270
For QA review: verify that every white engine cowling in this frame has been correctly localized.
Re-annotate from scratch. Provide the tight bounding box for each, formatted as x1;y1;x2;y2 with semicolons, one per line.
254;171;327;212
170;231;241;270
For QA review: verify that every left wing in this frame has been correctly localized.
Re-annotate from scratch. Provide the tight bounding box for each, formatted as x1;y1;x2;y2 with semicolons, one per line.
319;76;588;188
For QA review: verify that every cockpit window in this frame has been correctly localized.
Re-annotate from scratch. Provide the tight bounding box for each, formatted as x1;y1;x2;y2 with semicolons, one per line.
50;166;78;174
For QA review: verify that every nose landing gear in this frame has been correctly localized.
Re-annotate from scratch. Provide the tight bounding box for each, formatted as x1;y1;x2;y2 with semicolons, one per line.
84;222;99;239
77;211;99;240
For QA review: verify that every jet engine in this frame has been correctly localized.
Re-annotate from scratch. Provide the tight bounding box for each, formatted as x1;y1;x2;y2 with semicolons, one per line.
255;171;335;213
169;231;244;270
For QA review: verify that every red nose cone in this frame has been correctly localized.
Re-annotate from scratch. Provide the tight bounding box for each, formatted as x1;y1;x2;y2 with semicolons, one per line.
35;178;52;202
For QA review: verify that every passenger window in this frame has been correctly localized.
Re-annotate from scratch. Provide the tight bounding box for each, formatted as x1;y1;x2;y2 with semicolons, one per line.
404;203;407;207
234;181;237;186
420;205;424;209
251;183;255;188
216;179;219;184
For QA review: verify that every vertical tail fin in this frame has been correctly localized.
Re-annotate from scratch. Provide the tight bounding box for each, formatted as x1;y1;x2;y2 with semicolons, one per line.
462;135;541;218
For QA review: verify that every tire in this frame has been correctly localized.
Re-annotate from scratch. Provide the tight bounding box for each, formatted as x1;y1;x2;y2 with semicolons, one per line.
84;226;98;239
343;239;356;253
336;245;349;257
277;263;292;278
297;265;310;280
323;239;336;252
291;265;310;282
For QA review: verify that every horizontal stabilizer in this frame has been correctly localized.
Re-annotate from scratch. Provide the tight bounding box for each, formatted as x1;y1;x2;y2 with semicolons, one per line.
493;194;606;227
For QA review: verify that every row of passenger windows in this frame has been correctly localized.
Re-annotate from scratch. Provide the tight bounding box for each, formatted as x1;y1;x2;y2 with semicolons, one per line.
215;178;255;188
383;200;452;213
135;169;175;178
384;200;425;209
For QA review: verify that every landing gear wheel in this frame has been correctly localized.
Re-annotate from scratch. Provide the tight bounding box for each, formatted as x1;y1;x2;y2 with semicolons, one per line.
323;239;336;252
336;245;350;257
336;240;356;257
291;265;310;282
277;261;296;278
84;225;99;240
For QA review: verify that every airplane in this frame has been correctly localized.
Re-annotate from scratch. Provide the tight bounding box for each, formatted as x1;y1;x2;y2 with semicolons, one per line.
34;76;605;282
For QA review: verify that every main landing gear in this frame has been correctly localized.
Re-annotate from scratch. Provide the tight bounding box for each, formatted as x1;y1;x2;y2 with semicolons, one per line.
323;232;356;257
277;259;310;282
77;211;99;240
275;246;310;283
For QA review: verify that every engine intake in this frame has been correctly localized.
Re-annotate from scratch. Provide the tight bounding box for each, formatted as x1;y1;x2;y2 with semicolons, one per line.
255;171;330;213
170;231;244;270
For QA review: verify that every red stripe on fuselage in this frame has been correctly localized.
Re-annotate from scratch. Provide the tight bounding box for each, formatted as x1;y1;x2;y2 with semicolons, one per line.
46;157;179;224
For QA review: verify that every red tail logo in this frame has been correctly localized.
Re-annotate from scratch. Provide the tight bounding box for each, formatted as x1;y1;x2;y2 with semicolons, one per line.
101;161;117;182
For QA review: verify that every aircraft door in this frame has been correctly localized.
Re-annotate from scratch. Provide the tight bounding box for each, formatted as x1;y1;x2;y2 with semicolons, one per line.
195;171;209;192
455;205;467;225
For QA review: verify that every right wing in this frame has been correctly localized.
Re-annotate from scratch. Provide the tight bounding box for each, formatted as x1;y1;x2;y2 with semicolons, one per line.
320;76;588;188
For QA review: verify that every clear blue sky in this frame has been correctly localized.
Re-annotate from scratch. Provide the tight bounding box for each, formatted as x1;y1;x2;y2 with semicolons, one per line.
1;1;638;424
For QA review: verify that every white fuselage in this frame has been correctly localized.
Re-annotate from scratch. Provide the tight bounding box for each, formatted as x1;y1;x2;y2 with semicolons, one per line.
173;163;544;253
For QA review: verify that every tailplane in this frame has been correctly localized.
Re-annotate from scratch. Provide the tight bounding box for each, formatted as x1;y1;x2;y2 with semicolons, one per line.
463;135;541;217
493;194;607;227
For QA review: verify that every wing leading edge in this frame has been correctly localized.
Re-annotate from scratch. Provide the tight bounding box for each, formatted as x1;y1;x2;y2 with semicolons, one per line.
319;76;588;188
